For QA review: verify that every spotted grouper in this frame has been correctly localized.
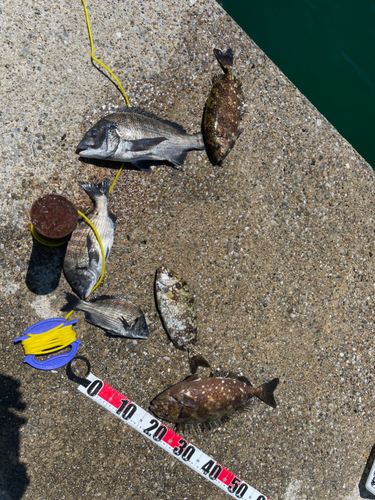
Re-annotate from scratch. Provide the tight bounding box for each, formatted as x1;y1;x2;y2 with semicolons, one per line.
150;369;279;431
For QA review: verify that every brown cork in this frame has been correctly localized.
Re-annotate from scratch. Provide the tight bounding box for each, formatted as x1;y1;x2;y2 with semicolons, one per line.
30;194;78;243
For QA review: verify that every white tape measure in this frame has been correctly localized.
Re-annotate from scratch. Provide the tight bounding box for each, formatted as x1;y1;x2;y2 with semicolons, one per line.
366;458;375;494
75;369;270;500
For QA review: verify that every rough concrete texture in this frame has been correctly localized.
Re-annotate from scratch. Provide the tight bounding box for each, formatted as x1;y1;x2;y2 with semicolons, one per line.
1;1;375;499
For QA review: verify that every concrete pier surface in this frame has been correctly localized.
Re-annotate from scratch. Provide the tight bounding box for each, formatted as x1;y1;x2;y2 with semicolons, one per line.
1;1;375;499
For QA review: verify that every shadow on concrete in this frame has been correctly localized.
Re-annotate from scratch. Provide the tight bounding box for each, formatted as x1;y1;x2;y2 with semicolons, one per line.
78;156;180;173
359;444;375;498
25;239;66;295
0;374;29;500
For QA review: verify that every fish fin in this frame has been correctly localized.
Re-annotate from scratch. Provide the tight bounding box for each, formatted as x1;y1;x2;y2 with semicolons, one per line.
132;315;150;338
212;370;238;379
189;354;211;374
60;292;83;312
183;373;199;383
127;137;167;151
178;394;199;410
170;151;187;167
78;178;110;201
118;314;149;338
132;160;153;172
109;211;117;228
237;400;255;413
119;107;187;134
255;378;279;408
83;311;97;327
90;294;123;302
87;233;100;268
236;375;252;386
119;315;132;329
213;48;234;72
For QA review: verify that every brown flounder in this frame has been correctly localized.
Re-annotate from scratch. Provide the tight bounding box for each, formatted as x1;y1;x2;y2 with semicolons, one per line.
154;266;197;350
150;369;279;432
202;48;245;165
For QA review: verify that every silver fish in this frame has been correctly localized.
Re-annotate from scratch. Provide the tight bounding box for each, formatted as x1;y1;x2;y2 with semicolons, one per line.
61;292;149;339
76;107;205;171
155;266;197;350
63;179;117;299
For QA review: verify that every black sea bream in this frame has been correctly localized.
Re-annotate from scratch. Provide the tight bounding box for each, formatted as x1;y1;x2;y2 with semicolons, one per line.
61;292;149;339
76;108;205;171
63;179;116;299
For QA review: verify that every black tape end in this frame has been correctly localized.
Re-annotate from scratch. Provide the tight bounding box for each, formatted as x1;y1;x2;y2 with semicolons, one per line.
66;356;91;387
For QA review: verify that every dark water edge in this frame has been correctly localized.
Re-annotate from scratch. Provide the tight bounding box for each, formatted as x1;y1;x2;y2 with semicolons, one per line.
219;0;375;169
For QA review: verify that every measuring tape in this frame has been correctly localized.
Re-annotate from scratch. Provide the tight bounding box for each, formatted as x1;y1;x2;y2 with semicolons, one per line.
366;458;375;494
67;357;270;500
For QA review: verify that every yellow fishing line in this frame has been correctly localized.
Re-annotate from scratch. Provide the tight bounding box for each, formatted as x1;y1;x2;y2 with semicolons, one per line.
81;0;130;107
30;223;69;247
109;163;125;194
23;0;128;359
22;324;76;355
76;210;105;294
26;210;106;356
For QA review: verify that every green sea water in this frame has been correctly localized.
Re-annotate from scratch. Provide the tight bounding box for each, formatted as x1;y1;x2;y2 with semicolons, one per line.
219;0;375;168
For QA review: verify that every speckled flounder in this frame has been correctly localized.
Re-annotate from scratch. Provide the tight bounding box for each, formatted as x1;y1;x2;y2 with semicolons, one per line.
202;48;245;165
63;179;117;299
150;370;279;431
154;266;197;350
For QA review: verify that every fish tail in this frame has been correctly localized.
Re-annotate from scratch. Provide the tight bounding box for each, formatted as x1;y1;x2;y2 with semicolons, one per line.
60;292;84;312
254;378;279;408
191;132;206;150
213;48;233;72
78;178;110;202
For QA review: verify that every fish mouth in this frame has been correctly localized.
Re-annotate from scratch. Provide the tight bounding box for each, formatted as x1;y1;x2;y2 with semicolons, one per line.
149;403;159;415
76;146;94;157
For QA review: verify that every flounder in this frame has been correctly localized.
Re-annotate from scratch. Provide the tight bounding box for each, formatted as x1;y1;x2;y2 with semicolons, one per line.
202;48;245;165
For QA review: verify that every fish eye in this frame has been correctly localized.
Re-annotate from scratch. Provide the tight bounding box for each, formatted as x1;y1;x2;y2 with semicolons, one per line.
90;130;97;138
168;272;173;278
164;412;169;417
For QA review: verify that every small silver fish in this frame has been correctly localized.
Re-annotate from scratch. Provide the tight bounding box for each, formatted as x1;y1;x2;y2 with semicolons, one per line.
155;266;197;350
76;108;205;171
63;179;117;299
61;292;149;339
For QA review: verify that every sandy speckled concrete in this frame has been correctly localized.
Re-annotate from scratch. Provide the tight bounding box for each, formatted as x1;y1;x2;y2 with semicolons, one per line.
1;1;375;499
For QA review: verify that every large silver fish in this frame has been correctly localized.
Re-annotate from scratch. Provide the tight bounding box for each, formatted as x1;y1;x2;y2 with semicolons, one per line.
63;179;117;299
155;266;197;350
76;108;205;171
61;292;149;339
